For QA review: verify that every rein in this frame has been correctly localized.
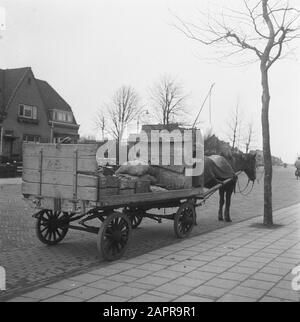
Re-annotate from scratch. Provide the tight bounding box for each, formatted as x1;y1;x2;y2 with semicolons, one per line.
237;178;255;196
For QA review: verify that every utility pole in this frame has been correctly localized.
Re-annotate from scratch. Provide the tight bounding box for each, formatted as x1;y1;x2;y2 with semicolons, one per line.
192;83;215;129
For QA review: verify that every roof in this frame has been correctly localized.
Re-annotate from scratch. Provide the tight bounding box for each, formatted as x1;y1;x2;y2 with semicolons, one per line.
36;79;73;113
0;67;30;112
0;67;77;125
142;123;183;132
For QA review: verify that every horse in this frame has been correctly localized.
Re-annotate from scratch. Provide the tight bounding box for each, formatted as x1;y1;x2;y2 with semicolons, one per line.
203;152;257;222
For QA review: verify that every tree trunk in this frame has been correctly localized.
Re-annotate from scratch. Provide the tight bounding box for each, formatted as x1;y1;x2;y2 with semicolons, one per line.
261;66;273;225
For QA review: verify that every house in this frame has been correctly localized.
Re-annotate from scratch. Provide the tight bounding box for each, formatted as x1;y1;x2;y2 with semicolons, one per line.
0;67;79;162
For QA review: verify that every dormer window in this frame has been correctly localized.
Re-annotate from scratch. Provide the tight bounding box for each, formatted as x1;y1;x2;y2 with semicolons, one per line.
51;109;73;123
19;104;37;119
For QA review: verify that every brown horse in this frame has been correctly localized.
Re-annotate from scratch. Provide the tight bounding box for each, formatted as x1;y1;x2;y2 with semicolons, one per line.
203;152;256;222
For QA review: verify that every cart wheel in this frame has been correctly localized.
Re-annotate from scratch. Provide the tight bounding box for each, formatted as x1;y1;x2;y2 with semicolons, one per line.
123;207;143;229
130;214;143;229
35;210;69;245
174;202;196;239
97;212;132;261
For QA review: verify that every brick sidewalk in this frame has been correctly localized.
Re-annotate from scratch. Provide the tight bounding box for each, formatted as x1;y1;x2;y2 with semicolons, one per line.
6;203;300;302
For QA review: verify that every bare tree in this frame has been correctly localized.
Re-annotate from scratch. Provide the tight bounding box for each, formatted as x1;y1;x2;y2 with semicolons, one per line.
227;102;242;151
107;86;141;142
174;0;300;225
245;121;255;153
95;111;107;141
150;75;187;126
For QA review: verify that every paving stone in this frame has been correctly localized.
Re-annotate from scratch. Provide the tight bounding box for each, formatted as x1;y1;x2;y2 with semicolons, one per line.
218;271;249;282
259;266;291;276
47;279;85;291
148;290;178;300
122;268;152;278
172;276;206;288
137;275;171;286
197;265;228;274
168;263;196;273
230;286;267;299
88;294;127;302
217;293;254;302
267;288;300;302
154;282;192;296
191;285;227;299
43;294;83;302
69;273;102;283
108;286;146;298
65;286;105;300
175;294;214;302
228;266;259;275
104;262;137;272
7;296;38;302
152;269;185;279
275;280;294;290
186;270;217;281
107;274;138;283
181;259;208;268
251;272;283;283
90;268;121;276
240;279;275;291
259;296;288;302
22;287;63;300
238;260;266;269
129;282;156;290
138;263;167;272
86;279;123;291
129;294;169;302
205;278;240;290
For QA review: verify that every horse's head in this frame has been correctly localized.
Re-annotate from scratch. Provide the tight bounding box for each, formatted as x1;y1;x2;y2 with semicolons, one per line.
234;152;257;182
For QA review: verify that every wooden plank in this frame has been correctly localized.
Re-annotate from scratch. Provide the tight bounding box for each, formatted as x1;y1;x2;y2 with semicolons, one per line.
99;188;119;196
23;156;97;173
22;181;98;201
23;143;99;159
98;176;119;188
119;189;135;195
22;169;98;187
98;187;203;207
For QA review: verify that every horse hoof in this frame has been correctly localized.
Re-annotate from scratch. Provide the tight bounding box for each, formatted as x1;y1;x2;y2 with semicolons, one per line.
225;218;232;223
218;217;223;221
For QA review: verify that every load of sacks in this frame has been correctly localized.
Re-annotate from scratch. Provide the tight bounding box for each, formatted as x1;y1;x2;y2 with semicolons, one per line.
115;160;167;192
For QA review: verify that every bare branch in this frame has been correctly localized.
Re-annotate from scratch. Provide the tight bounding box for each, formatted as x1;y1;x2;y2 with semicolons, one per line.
149;75;188;125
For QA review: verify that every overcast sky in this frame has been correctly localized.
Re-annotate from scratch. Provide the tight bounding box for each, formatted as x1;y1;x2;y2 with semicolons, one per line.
0;0;299;163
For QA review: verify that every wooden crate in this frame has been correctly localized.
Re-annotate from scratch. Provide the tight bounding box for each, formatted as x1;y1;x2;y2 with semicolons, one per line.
22;143;99;201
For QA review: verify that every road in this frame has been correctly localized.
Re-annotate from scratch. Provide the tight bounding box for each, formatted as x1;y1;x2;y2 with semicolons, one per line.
0;166;300;297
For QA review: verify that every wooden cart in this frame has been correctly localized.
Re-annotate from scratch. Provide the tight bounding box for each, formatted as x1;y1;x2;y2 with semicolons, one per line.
22;142;231;261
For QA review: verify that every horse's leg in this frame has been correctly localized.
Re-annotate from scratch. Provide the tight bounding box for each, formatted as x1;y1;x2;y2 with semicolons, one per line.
218;187;225;221
224;183;234;222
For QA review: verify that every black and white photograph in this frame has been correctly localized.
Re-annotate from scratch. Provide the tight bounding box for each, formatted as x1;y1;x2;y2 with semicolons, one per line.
0;0;300;305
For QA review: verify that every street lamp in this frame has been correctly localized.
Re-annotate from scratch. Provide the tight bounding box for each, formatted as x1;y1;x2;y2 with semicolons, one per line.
137;109;149;133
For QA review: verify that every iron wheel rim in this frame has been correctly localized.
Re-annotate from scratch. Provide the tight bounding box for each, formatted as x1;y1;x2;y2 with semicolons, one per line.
36;210;69;245
98;212;131;261
174;202;195;238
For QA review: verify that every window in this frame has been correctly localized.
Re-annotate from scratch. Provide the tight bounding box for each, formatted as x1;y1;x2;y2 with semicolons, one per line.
51;109;73;123
19;104;37;119
23;134;40;143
